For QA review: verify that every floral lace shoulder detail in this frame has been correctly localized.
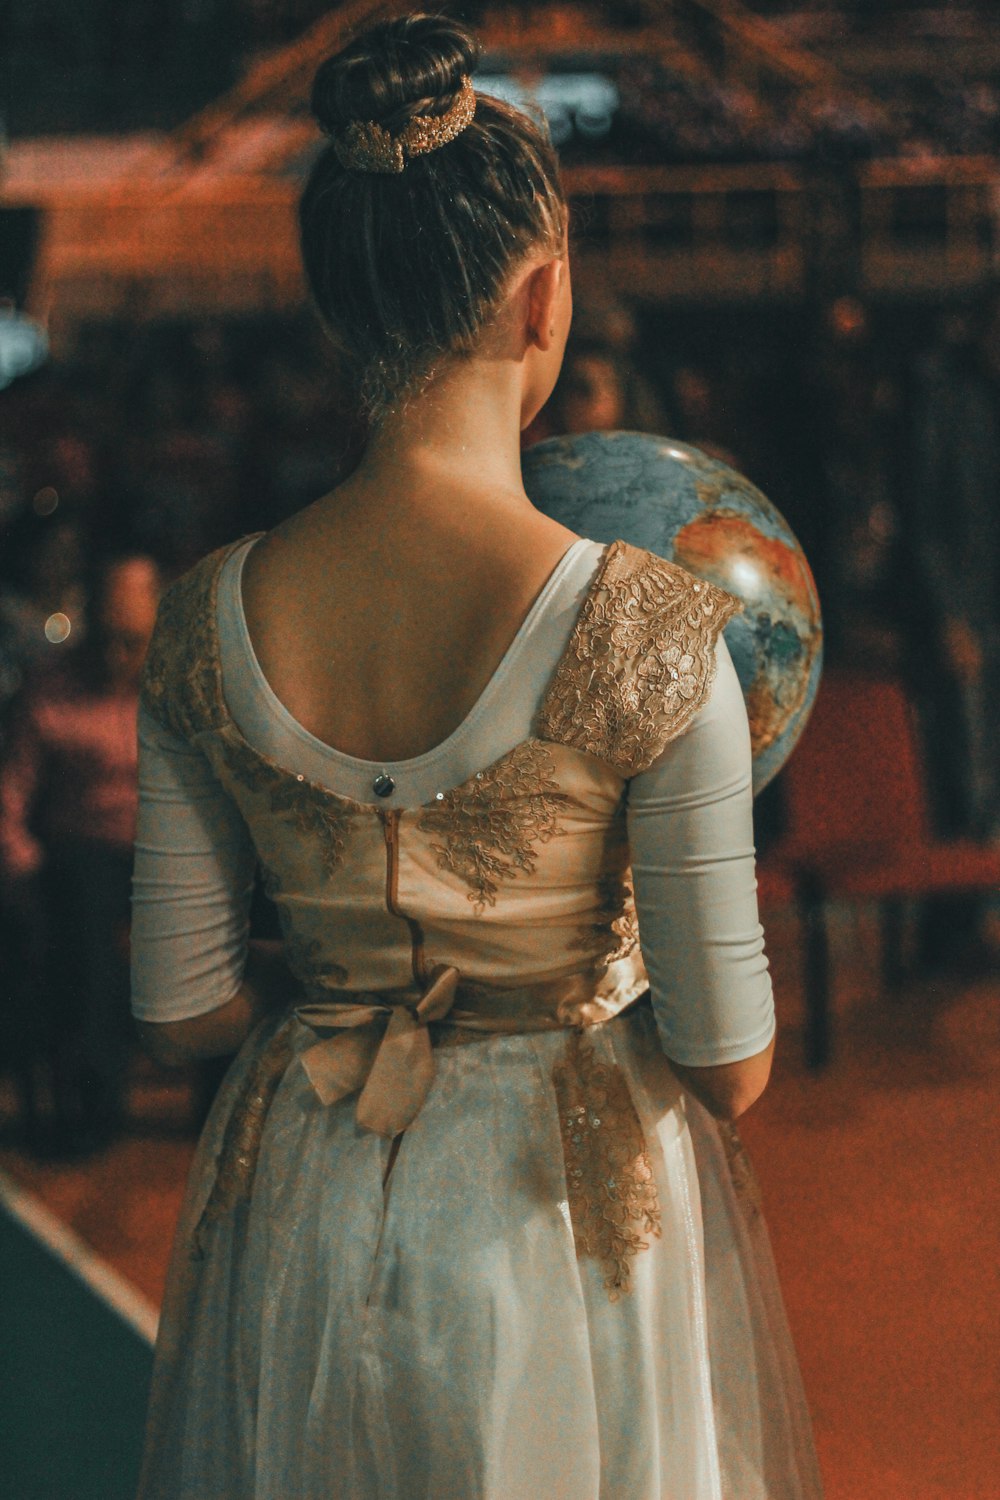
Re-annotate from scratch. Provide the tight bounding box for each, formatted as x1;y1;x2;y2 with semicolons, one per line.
139;537;259;740
417;739;574;913
536;540;743;776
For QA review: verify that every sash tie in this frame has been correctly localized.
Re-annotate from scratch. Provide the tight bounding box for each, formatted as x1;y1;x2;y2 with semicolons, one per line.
295;965;461;1138
191;960;652;1260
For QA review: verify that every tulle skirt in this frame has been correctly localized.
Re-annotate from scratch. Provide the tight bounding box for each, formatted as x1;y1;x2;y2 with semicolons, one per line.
137;1002;822;1499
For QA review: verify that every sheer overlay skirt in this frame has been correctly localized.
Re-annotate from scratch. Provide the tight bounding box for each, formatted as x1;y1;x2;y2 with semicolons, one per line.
137;1005;822;1500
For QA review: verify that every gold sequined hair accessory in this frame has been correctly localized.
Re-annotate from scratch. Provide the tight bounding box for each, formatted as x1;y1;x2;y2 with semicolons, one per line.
334;75;476;174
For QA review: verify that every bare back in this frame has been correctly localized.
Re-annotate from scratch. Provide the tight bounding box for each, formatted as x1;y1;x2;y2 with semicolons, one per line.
240;480;580;763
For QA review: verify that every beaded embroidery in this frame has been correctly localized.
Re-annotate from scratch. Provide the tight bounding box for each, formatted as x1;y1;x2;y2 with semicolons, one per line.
214;729;352;880
552;1028;662;1299
536;540;743;776
192;1019;295;1256
418;740;574;912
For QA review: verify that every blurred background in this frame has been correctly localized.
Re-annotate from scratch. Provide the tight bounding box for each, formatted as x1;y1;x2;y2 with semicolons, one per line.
0;3;997;1497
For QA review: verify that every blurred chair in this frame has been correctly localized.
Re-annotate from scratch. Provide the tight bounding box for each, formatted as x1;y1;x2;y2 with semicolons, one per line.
761;671;1000;1068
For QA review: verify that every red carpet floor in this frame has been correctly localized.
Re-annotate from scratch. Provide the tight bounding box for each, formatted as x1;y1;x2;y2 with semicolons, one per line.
2;903;997;1498
742;909;999;1500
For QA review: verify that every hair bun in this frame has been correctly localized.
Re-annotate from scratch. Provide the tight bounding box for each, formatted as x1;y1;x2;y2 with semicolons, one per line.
311;14;480;139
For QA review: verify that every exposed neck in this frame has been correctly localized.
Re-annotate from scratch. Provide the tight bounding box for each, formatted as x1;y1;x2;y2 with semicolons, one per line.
351;352;530;504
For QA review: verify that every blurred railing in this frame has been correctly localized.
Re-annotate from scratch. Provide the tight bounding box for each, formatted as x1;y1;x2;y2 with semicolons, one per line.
564;156;999;301
564;163;807;301
8;154;1000;334
857;155;999;294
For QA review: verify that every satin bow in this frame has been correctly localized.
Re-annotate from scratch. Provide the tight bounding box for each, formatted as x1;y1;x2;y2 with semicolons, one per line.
295;965;460;1139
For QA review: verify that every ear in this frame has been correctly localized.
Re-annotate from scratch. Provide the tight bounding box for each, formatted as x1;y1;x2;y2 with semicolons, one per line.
524;257;565;352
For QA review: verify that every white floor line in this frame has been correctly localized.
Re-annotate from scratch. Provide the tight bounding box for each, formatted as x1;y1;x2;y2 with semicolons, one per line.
0;1166;159;1346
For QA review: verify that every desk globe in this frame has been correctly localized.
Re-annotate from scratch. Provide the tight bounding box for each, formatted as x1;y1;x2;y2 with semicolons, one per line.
523;431;823;794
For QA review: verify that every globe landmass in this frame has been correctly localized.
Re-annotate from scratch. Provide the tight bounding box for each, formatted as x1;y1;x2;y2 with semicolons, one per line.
522;431;823;794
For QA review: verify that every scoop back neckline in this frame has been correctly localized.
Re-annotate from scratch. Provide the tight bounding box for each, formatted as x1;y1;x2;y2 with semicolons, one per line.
226;533;600;775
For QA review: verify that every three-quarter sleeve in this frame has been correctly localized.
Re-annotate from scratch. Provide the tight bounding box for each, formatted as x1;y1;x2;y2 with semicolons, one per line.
627;635;775;1067
130;701;257;1023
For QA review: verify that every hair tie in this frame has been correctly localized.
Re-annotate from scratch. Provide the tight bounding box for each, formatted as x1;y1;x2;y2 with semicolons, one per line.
333;76;476;174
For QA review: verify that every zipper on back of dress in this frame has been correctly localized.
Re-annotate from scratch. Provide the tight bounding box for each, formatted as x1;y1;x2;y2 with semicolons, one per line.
379;808;426;985
369;808;423;1274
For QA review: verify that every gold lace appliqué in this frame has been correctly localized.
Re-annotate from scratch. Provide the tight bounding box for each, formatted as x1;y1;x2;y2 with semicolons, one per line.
574;869;640;964
192;1018;295;1256
215;730;352;879
552;1028;662;1299
599;874;640;961
139;538;252;739
418;740;573;912
536;540;743;776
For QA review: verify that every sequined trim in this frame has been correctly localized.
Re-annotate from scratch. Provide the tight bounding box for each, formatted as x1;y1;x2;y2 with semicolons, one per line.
139;537;258;739
214;728;352;879
335;75;476;174
536;540;743;776
418;740;573;912
192;1019;295;1256
552;1028;662;1299
718;1120;763;1223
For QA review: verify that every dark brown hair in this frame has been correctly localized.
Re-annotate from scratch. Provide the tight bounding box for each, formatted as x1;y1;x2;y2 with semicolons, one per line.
299;14;567;425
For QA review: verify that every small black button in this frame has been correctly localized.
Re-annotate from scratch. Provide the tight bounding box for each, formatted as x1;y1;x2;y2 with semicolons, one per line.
373;773;396;798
